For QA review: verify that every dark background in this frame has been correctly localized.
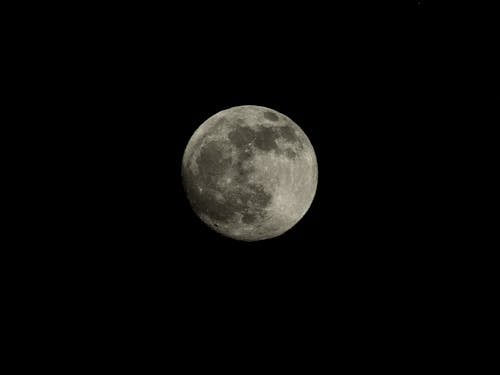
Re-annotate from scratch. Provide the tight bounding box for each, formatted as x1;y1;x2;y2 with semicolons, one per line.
27;0;496;361
66;2;494;298
85;2;493;260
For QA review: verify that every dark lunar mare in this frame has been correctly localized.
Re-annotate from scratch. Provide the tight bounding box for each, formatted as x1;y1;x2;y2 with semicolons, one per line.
183;134;272;226
228;126;254;147
228;123;302;158
254;127;281;151
278;124;298;143
183;140;234;222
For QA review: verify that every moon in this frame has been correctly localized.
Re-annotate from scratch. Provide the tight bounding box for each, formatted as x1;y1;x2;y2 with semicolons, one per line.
182;105;318;241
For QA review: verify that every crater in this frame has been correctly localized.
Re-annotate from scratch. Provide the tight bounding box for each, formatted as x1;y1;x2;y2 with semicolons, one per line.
285;149;297;159
263;111;279;121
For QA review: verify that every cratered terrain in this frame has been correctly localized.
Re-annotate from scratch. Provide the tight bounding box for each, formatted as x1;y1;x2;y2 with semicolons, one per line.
182;105;318;241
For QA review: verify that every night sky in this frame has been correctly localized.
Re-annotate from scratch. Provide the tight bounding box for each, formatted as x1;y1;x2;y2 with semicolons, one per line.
83;0;495;278
57;1;495;353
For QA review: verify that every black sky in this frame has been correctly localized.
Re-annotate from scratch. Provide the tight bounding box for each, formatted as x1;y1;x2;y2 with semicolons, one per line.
123;4;444;242
74;1;494;267
54;2;497;346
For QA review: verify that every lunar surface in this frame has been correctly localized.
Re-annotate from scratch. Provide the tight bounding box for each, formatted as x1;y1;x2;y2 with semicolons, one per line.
182;105;318;241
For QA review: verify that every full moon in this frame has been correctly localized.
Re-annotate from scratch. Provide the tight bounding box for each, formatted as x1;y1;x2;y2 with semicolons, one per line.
182;105;318;241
